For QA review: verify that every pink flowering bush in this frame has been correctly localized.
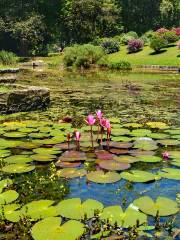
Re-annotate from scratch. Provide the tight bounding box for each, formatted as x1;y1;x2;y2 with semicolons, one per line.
172;28;180;37
127;39;144;53
156;28;168;34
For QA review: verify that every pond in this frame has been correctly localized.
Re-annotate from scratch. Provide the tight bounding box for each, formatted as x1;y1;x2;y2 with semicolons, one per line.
0;69;179;239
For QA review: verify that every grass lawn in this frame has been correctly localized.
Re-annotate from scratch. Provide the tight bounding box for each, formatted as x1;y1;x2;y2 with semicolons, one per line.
109;45;180;66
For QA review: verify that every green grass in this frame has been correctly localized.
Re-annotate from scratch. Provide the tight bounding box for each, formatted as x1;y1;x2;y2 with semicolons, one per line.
109;45;180;66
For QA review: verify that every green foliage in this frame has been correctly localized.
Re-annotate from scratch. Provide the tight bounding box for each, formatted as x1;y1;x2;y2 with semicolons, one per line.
120;32;138;45
150;34;167;52
163;31;179;43
0;51;17;65
107;60;132;70
63;44;106;68
101;39;120;54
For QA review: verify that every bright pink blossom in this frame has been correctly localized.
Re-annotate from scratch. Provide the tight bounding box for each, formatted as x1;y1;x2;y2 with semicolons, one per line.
96;110;103;119
86;115;96;126
75;131;81;141
162;151;169;160
100;118;111;129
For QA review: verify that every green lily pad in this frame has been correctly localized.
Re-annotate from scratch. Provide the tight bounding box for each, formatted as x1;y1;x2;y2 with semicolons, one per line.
138;155;162;163
19;128;38;133
131;129;152;137
168;151;180;159
0;190;19;205
0;149;11;158
111;136;132;142
59;151;87;162
2;164;35;173
33;147;61;155
170;160;180;167
98;160;131;171
148;133;169;139
3;132;27;138
29;133;49;139
100;205;147;228
109;148;129;155
109;142;133;149
146;122;169;129
21;200;57;220
0;204;21;222
17;142;41;149
129;149;155;156
120;170;159;182
165;129;180;135
4;155;33;164
171;135;180;139
158;168;180;180
57;168;86;179
0;139;21;149
133;140;158;151
158;139;179;146
56;198;103;219
0;179;13;193
87;170;121;184
133;196;178;216
114;155;138;163
31;154;56;162
111;128;130;136
123;123;143;128
31;217;84;240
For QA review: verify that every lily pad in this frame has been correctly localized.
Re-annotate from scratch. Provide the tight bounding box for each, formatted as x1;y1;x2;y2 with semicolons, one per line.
138;155;162;163
0;149;11;158
87;170;121;184
55;161;81;168
158;139;179;146
158;168;180;180
109;142;133;149
31;154;56;162
109;148;129;155
57;168;86;179
146;122;169;129
0;139;21;149
133;140;158;151
0;179;13;193
33;147;62;155
0;204;21;222
165;129;180;135
4;155;32;164
21;200;57;220
31;217;84;240
148;133;169;139
129;149;155;156
98;160;131;171
95;150;114;160
133;196;178;216
168;151;180;159
120;170;158;182
3;132;27;138
111;128;130;136
29;133;49;139
100;205;147;228
0;190;19;205
123;123;143;128
131;129;152;137
59;151;87;162
114;156;138;163
111;136;132;142
2;164;35;173
170;160;180;167
56;198;103;219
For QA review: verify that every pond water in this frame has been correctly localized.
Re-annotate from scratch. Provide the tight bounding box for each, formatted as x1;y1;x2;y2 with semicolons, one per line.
0;69;180;239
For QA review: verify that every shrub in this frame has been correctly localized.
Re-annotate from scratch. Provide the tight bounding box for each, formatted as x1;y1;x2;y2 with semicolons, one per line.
172;28;180;37
127;31;138;39
121;34;134;45
150;34;167;52
0;51;17;65
163;31;179;44
156;28;168;34
144;30;154;40
107;60;132;70
127;39;144;53
101;40;120;54
63;44;106;68
140;35;149;45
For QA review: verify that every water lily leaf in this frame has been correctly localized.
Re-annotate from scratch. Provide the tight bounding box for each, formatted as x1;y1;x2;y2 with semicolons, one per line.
29;132;49;139
129;150;155;156
146;122;169;129
158;139;179;146
21;200;57;220
0;139;23;149
2;164;35;173
109;148;129;155
19;128;38;133
31;154;56;162
133;196;178;216
4;155;32;164
33;147;61;155
95;150;114;160
131;129;152;137
55;161;81;168
120;170;158;182
0;179;13;193
31;217;84;240
165;129;180;135
17;142;41;149
3;132;27;138
0;190;19;205
111;136;132;142
133;140;158;151
54;143;75;150
148;133;169;139
0;149;11;158
114;156;138;163
98;160;131;171
109;142;133;149
158;168;180;180
109;118;120;123
59;151;87;162
100;205;147;228
80;141;99;148
0;204;21;222
38;127;52;133
111;128;130;136
56;198;103;219
57;168;86;178
123;123;143;128
170;160;180;167
138;155;162;163
171;135;180;139
87;170;121;184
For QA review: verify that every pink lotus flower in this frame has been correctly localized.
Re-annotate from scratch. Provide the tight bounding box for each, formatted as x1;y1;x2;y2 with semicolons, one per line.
86;115;96;126
100;118;110;129
75;131;81;141
96;110;103;119
162;151;169;160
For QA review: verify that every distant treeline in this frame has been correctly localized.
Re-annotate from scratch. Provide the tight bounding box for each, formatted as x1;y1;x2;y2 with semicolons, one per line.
0;0;179;56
